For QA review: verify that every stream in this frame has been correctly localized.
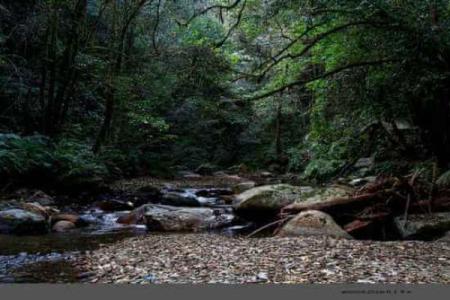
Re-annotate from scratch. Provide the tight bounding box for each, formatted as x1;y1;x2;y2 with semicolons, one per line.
0;187;254;283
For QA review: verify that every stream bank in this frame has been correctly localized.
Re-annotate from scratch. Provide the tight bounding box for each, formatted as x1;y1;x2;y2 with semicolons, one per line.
1;172;449;283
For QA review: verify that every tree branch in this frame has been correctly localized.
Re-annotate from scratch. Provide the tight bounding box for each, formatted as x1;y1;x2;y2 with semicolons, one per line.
245;59;398;100
214;0;247;48
177;0;242;26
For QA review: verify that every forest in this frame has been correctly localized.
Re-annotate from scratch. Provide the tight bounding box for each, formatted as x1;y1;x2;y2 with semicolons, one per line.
0;0;449;284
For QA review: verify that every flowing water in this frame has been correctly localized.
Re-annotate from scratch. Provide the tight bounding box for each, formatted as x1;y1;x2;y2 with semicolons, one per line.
0;187;254;283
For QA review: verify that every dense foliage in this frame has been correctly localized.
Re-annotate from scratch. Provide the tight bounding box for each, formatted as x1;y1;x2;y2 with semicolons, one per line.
1;0;449;188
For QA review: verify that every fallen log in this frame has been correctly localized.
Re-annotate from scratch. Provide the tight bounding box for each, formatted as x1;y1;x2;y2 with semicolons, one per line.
344;219;373;233
281;192;382;216
409;196;450;213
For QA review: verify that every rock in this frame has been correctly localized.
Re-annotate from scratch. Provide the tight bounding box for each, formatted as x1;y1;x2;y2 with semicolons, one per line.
0;209;49;235
21;202;59;219
51;213;89;227
278;210;353;239
195;164;216;176
52;220;76;232
234;184;302;215
17;190;55;206
116;206;147;225
160;192;200;207
394;213;450;240
232;181;256;194
143;204;234;232
354;157;375;169
96;199;134;212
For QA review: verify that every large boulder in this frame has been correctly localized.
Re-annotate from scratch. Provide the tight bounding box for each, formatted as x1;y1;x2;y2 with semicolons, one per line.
394;213;450;240
278;210;353;239
143;204;234;232
0;209;49;235
234;184;302;215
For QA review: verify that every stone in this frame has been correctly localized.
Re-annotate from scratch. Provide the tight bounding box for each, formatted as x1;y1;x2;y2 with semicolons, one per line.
0;209;49;235
278;210;353;239
51;213;89;227
143;204;234;232
52;220;76;232
354;157;375;169
21;202;59;219
394;212;450;240
234;184;302;214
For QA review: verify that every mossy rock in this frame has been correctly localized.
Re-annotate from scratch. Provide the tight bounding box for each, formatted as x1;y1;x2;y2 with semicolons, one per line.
234;184;302;214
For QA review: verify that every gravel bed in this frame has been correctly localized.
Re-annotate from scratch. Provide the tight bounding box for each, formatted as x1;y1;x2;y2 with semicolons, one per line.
77;233;450;284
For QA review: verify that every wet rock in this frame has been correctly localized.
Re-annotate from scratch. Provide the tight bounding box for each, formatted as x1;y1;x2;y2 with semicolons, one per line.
232;181;256;194
50;214;89;227
394;213;450;240
278;210;353;239
116;207;146;225
234;184;301;215
160;192;200;207
143;204;234;232
96;199;134;212
21;202;59;219
52;220;76;232
0;209;49;235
